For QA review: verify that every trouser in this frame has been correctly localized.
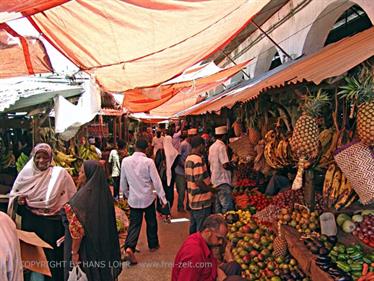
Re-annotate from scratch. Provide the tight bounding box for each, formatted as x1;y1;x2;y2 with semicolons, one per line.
175;174;187;210
112;176;120;198
156;179;174;215
214;184;235;214
189;207;211;234
125;201;159;252
165;178;175;209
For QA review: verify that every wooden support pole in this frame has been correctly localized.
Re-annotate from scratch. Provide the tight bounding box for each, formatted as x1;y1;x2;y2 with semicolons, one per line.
118;116;122;141
304;169;315;211
99;115;104;140
113;117;117;144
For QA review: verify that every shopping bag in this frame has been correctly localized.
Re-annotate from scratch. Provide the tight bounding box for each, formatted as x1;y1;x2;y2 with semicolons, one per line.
157;200;171;216
67;265;88;281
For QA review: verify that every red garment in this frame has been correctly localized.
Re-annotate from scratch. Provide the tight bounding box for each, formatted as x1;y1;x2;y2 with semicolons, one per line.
201;133;209;141
172;232;217;281
64;203;85;239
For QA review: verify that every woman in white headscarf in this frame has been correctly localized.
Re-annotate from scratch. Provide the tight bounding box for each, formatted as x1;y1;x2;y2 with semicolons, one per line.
8;143;76;281
155;135;179;218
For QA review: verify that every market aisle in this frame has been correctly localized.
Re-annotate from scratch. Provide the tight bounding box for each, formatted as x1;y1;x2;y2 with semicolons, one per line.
118;193;190;281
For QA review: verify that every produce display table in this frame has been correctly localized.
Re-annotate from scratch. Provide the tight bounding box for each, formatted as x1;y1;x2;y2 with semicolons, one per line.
281;225;334;281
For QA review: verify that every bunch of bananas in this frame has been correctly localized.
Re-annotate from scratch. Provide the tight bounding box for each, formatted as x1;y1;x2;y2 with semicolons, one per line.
1;151;16;170
322;163;357;210
39;127;57;143
53;150;77;175
78;145;100;161
16;153;29;172
264;130;294;169
318;129;338;167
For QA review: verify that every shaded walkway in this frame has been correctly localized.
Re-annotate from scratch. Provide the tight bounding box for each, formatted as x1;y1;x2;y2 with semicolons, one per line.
119;197;190;281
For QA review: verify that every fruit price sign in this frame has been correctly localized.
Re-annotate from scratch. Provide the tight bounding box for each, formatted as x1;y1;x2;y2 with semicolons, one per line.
87;123;109;137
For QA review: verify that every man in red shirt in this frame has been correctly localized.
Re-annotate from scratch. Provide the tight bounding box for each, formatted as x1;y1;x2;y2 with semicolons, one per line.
172;214;242;281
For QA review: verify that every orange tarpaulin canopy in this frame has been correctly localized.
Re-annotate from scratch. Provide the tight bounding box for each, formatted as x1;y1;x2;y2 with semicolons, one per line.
0;0;69;23
149;60;250;116
181;27;374;116
29;0;271;92
123;59;250;113
0;23;52;78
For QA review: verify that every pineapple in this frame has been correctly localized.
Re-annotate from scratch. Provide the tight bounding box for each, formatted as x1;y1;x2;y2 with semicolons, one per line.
339;66;374;146
273;223;287;258
357;102;374;145
290;90;329;190
290;90;329;158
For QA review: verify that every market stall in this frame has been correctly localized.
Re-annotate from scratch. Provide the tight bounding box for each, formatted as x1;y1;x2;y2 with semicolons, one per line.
179;32;374;281
215;61;374;281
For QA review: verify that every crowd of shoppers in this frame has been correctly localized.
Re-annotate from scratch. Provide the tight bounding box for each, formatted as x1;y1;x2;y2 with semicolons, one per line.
2;120;238;281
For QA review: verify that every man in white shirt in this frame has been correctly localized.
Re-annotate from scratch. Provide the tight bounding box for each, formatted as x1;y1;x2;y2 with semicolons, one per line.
152;129;164;158
0;212;23;281
208;126;235;213
120;138;168;265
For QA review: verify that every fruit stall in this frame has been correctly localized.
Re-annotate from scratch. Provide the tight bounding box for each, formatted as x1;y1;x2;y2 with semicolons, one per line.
200;60;374;281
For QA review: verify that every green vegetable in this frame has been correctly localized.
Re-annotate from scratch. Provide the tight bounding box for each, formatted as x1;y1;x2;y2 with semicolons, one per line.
363;256;372;264
329;250;339;257
337;261;351;272
350;263;363;271
338;245;346;254
346;247;356;255
350;252;363;261
338;254;347;261
367;254;374;262
351;271;362;278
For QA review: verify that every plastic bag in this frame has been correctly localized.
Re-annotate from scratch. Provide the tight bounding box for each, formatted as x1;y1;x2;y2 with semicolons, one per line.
320;212;337;236
67;265;88;281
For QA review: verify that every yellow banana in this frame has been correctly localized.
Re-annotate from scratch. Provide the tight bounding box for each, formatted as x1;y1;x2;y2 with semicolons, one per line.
323;163;336;200
319;128;333;148
334;178;353;210
329;168;342;207
343;193;358;208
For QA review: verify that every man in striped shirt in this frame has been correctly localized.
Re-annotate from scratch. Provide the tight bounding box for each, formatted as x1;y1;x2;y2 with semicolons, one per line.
185;136;215;234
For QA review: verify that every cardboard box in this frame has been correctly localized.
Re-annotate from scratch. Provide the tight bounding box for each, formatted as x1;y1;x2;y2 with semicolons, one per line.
16;229;53;277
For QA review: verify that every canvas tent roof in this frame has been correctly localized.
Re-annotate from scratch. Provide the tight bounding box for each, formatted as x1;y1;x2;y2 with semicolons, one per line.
180;26;374;116
0;0;69;23
122;59;250;113
0;23;52;78
28;0;275;92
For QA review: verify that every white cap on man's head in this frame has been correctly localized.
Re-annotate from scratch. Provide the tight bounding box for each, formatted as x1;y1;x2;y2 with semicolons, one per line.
188;128;198;136
215;126;227;135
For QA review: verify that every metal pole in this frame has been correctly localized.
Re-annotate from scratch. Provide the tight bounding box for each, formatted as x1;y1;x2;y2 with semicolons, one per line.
221;51;251;79
251;21;293;61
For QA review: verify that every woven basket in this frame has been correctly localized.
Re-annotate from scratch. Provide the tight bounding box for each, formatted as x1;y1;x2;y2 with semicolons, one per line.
229;136;256;160
334;141;374;205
